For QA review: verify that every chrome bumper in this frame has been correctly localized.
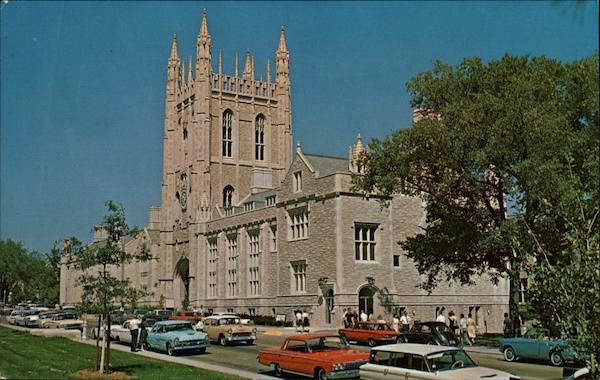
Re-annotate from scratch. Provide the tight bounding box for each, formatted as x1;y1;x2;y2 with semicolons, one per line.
227;334;256;341
325;369;360;379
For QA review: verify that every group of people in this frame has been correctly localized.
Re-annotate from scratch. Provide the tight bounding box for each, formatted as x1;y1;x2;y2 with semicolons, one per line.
341;308;413;334
294;310;310;333
437;310;477;346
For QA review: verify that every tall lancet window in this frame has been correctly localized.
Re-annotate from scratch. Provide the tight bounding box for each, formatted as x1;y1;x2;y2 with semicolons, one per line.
223;185;234;208
222;110;233;157
255;114;265;161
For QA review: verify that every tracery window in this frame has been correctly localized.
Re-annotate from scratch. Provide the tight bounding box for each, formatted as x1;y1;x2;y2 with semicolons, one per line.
222;110;233;157
255;115;265;161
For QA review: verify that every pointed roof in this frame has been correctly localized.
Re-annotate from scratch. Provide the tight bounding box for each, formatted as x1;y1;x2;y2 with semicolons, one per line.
277;25;288;52
169;34;179;60
243;49;252;78
200;9;209;37
355;133;365;156
188;56;193;82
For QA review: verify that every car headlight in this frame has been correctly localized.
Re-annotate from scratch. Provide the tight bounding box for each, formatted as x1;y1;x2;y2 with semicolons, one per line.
333;363;345;371
173;338;179;346
227;329;233;335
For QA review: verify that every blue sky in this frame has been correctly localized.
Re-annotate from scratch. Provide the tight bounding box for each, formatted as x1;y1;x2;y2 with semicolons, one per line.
1;1;597;254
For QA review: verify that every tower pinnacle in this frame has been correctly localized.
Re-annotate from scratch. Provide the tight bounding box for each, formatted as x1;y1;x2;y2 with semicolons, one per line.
243;49;252;80
169;34;179;61
200;9;209;37
277;25;288;53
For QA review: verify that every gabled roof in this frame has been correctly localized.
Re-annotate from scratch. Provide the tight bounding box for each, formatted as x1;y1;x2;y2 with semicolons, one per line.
302;153;349;177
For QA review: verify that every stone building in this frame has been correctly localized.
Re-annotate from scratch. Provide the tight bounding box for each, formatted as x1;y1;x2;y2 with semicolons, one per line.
60;12;509;333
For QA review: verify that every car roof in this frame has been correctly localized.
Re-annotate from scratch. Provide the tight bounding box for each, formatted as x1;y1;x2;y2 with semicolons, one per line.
204;314;240;319
286;333;342;341
155;320;193;325
372;343;461;356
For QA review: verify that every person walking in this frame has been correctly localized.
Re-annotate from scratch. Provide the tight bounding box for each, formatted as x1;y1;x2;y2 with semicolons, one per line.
360;310;368;322
342;308;349;328
448;311;459;337
302;311;310;333
392;314;400;333
138;316;148;351
459;313;468;345
345;307;354;328
129;317;140;352
400;310;410;334
467;313;476;345
295;309;302;332
503;313;513;338
436;308;446;324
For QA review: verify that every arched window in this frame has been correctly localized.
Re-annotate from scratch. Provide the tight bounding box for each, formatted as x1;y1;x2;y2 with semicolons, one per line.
255;114;265;161
222;110;233;157
223;185;234;208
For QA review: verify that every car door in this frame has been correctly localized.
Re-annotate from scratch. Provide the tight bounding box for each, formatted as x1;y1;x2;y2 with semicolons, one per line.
147;325;161;348
281;339;309;374
362;350;396;380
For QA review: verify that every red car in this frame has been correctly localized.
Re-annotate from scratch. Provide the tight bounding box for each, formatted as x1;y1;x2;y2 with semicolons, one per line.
167;311;202;323
257;333;369;379
339;321;402;347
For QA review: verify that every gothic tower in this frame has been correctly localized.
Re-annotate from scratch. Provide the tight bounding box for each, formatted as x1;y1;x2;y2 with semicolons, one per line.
159;11;293;306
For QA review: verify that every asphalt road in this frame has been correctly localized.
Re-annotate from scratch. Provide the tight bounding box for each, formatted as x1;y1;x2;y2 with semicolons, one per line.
98;327;567;380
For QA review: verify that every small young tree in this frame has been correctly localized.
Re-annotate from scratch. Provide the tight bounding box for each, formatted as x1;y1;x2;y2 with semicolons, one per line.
63;201;152;373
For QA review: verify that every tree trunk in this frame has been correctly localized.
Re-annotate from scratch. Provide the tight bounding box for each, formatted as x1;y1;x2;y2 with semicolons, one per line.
95;315;102;371
99;327;106;373
106;314;111;370
509;266;520;336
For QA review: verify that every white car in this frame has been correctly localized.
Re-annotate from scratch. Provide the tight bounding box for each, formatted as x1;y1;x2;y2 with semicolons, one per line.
7;310;22;325
360;344;520;380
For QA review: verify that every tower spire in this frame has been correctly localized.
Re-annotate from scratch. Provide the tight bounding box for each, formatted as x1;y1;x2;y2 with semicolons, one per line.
277;25;288;53
243;49;252;80
181;58;186;85
188;56;193;83
235;50;239;78
169;34;179;61
200;8;209;37
266;59;271;84
196;9;212;78
218;49;223;74
252;56;255;81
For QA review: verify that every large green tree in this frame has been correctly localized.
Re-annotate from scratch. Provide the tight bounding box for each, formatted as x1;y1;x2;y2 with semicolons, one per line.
63;201;152;373
354;54;599;371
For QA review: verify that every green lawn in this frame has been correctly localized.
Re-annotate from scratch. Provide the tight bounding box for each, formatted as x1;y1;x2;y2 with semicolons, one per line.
0;327;243;379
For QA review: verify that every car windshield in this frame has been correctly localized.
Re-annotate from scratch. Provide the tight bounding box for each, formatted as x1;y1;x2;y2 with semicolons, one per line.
426;350;477;372
218;318;240;325
307;336;349;352
163;323;193;332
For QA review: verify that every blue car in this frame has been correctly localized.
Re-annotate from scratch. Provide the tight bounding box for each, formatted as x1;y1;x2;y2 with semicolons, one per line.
499;328;577;366
146;320;209;356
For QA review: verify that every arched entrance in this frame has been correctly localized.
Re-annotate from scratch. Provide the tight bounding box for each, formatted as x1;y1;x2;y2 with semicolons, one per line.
358;286;376;316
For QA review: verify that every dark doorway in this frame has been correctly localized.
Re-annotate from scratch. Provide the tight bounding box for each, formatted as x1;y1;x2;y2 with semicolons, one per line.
325;289;334;325
358;286;375;316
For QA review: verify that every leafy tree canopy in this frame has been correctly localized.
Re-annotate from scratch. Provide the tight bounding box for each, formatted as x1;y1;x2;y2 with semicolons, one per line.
354;54;599;369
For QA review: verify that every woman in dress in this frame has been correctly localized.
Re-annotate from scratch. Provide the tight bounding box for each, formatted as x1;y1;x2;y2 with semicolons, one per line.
467;313;476;345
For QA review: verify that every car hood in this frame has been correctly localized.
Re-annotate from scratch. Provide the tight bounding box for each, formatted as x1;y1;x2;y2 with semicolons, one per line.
443;366;517;379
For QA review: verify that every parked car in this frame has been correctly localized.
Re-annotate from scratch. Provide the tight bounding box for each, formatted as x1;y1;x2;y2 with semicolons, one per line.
339;321;403;347
202;315;256;346
258;333;369;379
7;310;23;325
43;311;83;329
15;310;41;327
360;343;520;380
499;328;579;366
398;321;458;346
168;311;203;323
145;320;209;356
145;309;172;320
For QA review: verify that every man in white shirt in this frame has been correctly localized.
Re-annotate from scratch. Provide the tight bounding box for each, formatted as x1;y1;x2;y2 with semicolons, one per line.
400;311;410;333
129;317;140;352
436;312;446;324
360;310;368;322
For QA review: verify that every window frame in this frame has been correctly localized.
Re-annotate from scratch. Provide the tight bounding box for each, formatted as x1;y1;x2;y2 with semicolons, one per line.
354;223;378;262
222;110;233;158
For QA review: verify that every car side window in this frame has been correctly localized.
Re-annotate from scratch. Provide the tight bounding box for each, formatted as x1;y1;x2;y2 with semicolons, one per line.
370;350;393;365
285;339;308;352
410;355;426;371
420;325;431;334
391;353;409;369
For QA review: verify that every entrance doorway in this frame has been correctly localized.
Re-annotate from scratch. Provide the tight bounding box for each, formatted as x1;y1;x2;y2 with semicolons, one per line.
358;286;375;316
325;289;334;325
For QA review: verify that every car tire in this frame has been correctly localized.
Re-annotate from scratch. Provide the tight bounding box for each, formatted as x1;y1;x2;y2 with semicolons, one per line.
550;351;564;366
247;339;254;345
316;367;327;380
426;340;437;345
368;338;377;347
166;343;174;356
396;336;405;344
274;363;283;377
219;334;227;346
197;347;206;354
503;346;517;362
92;330;97;339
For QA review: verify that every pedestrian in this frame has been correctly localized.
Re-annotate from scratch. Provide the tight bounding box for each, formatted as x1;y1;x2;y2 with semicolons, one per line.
352;309;359;327
467;313;476;345
295;309;302;332
436;308;446;324
368;313;375;322
129;317;140;352
459;313;468;345
392;314;400;333
400;310;410;334
503;313;513;338
448;311;459;337
139;316;148;351
345;307;354;328
342;308;349;328
360;310;368;322
302;311;310;333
